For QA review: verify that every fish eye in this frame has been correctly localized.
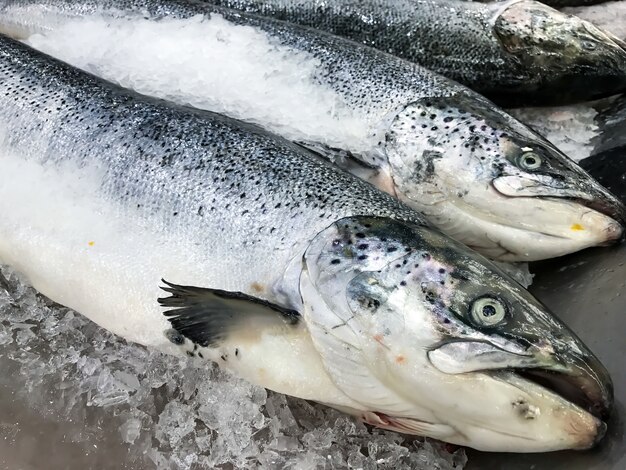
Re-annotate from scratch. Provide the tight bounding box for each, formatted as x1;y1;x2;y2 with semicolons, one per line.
518;151;542;171
581;40;597;51
470;296;507;327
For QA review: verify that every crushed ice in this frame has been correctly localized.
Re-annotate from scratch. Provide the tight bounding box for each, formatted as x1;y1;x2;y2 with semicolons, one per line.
508;105;599;163
0;265;467;469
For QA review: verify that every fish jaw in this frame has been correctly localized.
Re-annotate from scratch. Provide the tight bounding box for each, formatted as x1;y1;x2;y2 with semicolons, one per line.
297;216;610;451
383;97;624;261
427;188;622;262
489;0;626;105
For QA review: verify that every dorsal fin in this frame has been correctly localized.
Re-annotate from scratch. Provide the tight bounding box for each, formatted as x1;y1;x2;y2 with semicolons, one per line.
158;280;300;348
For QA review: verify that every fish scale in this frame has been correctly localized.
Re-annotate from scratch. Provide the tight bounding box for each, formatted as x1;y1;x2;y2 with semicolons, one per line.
205;0;626;105
208;0;507;88
0;33;423;348
2;0;624;263
0;33;615;453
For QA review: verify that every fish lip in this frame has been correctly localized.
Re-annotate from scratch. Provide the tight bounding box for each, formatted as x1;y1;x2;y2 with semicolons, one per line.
572;197;626;242
490;179;626;240
482;368;608;449
550;195;625;242
515;367;612;422
504;339;614;422
430;340;613;421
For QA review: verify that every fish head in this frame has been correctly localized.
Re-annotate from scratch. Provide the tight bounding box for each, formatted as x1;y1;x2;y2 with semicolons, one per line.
384;96;624;261
491;0;626;103
301;216;611;451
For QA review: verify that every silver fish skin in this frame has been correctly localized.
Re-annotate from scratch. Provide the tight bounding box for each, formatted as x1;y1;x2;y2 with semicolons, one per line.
535;0;609;6
1;0;623;262
206;0;626;106
0;33;612;452
473;0;609;7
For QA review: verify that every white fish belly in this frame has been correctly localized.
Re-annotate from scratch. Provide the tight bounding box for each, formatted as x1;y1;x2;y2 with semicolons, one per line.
0;148;359;408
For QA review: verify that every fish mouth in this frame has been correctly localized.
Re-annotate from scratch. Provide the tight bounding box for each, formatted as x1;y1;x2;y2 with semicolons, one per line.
569;197;625;244
516;368;611;422
483;367;608;449
510;336;612;421
431;341;613;422
490;179;625;243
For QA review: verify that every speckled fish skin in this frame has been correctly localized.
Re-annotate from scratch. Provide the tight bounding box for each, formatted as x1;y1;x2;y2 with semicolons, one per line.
1;0;624;262
0;31;425;319
539;0;609;6
206;0;626;106
0;35;614;452
473;0;608;7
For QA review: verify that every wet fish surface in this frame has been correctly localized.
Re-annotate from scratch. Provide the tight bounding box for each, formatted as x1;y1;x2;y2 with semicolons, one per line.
205;0;626;106
1;0;623;263
473;0;609;6
539;0;609;6
0;34;614;452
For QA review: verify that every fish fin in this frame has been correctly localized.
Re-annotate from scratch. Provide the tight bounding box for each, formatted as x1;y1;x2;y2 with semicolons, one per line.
361;412;457;440
295;141;379;170
295;141;397;193
158;279;300;348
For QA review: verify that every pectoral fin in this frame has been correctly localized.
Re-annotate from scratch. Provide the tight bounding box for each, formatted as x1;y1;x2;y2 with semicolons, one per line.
362;412;457;440
158;280;300;348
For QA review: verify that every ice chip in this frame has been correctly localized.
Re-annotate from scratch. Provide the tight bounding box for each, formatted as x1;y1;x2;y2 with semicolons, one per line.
0;263;466;468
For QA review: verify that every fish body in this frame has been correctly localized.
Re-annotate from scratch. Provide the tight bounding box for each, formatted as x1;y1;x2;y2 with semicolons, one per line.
1;0;623;262
0;31;422;402
541;0;609;6
474;0;609;7
0;33;614;453
204;0;626;106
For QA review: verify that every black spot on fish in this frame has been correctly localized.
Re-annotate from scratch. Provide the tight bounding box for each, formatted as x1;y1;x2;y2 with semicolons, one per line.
164;328;185;345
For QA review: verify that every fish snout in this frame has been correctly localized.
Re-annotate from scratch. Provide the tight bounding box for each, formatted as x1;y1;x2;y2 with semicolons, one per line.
577;188;626;236
492;0;626;103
